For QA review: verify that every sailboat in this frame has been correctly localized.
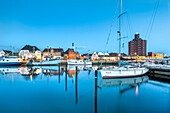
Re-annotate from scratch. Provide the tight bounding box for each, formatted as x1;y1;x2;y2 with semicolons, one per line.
100;0;149;78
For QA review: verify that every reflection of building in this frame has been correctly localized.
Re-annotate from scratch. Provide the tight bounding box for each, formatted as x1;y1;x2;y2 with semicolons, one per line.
20;67;41;76
68;70;77;78
129;33;146;56
67;65;81;77
19;45;41;60
43;48;64;59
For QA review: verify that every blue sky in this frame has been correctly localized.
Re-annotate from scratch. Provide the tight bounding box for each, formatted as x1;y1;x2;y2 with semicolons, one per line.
0;0;169;55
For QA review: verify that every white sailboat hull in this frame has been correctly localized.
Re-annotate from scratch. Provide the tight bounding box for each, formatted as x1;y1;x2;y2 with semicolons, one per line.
100;67;149;78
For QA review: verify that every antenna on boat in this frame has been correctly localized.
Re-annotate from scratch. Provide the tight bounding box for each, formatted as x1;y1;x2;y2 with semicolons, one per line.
11;45;13;56
47;45;49;56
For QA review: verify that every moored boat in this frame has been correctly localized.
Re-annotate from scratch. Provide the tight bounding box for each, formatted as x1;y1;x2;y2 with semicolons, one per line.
100;0;149;78
67;58;92;65
26;59;61;66
100;65;149;78
0;56;21;66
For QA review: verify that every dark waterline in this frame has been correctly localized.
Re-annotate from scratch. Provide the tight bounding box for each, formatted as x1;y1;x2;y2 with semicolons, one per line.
0;66;169;113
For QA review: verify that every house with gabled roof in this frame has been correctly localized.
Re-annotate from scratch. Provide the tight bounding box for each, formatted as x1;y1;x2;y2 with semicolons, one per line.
19;45;41;60
0;50;12;56
42;48;64;59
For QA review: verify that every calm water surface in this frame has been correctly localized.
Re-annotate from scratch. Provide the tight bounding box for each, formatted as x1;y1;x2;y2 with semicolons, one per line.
0;66;169;113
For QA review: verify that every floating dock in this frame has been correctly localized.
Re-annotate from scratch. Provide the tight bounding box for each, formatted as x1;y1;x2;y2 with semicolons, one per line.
148;68;170;83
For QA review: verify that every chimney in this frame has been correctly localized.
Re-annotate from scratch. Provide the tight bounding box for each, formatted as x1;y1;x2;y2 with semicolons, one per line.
135;32;139;39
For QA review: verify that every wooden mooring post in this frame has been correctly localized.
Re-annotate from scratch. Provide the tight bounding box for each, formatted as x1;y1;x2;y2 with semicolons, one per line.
65;64;67;92
95;70;98;113
59;64;60;83
75;66;78;104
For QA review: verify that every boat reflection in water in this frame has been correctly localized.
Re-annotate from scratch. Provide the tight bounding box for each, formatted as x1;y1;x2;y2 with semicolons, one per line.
99;76;148;93
0;67;21;74
99;76;149;87
94;75;149;113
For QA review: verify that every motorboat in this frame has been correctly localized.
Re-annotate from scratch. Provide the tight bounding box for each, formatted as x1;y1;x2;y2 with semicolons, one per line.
67;58;92;65
26;59;61;66
142;62;170;70
0;56;21;66
67;65;92;71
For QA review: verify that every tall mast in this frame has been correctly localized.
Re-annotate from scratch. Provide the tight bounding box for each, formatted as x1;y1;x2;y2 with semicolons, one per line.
119;0;122;67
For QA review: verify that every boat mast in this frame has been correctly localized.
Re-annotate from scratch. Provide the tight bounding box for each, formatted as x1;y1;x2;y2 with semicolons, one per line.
47;45;50;58
119;0;122;67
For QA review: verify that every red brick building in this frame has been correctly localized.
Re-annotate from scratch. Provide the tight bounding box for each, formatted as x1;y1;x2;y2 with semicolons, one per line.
64;48;80;59
128;33;147;56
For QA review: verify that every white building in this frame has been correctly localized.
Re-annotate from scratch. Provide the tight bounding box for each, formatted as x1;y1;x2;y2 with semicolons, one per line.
91;52;99;60
0;50;12;57
19;45;41;60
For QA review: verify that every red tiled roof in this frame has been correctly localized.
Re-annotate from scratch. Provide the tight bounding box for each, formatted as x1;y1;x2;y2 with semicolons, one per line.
43;48;63;52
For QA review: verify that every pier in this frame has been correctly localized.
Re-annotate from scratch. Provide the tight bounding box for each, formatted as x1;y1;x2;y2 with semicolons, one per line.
148;68;170;83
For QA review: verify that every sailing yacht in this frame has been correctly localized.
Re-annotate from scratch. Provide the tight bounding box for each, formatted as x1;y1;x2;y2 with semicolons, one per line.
100;0;149;78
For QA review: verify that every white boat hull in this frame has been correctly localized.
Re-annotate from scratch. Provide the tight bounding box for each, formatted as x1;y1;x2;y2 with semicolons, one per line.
27;59;61;66
100;68;149;78
67;60;92;65
0;57;21;66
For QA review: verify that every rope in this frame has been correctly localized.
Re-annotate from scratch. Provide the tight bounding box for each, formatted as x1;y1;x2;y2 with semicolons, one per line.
101;0;120;66
145;0;160;40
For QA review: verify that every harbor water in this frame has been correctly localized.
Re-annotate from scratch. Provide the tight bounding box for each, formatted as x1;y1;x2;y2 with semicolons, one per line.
0;65;169;113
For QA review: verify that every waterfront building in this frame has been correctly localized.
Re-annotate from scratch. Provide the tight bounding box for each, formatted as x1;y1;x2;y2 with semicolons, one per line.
91;52;99;60
148;52;164;59
82;53;92;59
103;55;119;61
128;33;147;56
19;45;41;60
43;48;64;59
155;53;164;59
0;50;12;56
148;52;155;58
64;48;80;59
